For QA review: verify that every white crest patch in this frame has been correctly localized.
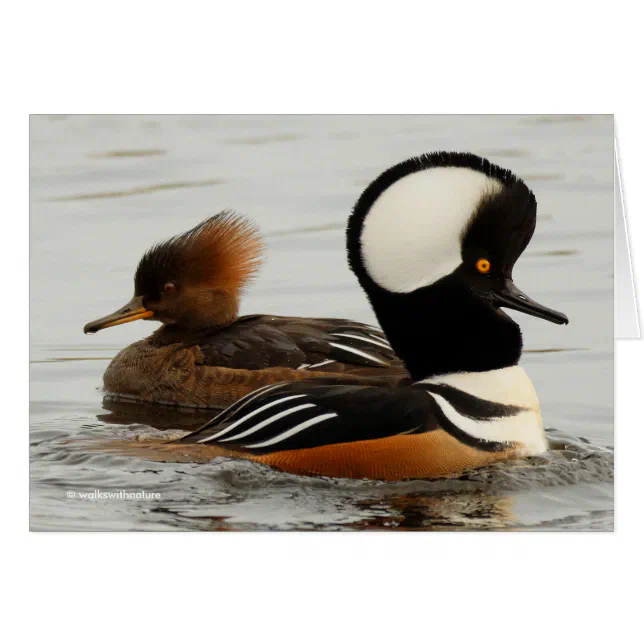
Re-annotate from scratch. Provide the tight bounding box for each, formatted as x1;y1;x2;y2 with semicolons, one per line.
360;166;502;292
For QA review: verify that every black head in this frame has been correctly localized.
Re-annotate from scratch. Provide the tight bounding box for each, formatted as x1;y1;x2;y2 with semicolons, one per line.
347;152;568;380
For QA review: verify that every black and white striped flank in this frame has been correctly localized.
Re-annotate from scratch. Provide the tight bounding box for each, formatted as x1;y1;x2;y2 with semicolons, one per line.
178;376;528;455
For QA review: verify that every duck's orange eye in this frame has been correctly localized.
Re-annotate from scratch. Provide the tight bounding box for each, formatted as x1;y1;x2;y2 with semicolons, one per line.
163;282;176;295
476;259;491;274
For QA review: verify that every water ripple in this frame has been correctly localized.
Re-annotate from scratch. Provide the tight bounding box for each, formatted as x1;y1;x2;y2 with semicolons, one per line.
48;178;224;201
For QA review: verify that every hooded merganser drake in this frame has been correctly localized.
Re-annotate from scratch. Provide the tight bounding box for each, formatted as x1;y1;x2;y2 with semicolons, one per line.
84;211;406;408
176;152;569;480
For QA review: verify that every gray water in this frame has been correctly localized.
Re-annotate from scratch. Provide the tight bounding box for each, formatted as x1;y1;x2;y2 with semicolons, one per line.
30;115;614;531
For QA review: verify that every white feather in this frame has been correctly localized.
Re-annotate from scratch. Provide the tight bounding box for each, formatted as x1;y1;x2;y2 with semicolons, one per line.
303;359;336;369
329;342;387;365
198;394;307;443
360;166;501;292
219;403;317;442
330;332;391;350
420;366;547;454
245;413;338;449
430;392;546;454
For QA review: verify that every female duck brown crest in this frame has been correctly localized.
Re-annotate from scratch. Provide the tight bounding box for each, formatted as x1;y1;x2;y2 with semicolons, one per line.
135;210;265;298
84;210;266;333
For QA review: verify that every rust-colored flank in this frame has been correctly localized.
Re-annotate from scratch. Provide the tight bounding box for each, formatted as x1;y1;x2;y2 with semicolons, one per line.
100;432;522;482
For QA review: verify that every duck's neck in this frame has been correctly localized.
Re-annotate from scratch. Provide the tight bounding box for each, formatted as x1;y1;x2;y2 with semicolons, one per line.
365;280;523;382
151;322;237;346
369;277;545;455
152;290;241;344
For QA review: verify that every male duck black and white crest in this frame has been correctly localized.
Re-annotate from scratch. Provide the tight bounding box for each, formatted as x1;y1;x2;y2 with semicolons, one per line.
347;151;568;381
177;152;569;480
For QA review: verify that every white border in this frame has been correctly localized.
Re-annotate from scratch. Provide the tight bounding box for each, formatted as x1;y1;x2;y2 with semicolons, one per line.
8;1;643;640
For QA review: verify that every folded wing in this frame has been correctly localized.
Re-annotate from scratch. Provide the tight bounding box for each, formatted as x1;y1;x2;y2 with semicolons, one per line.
178;381;435;454
197;315;404;374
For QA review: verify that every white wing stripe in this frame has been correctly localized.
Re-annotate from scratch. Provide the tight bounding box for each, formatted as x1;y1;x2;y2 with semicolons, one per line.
305;359;336;369
219;403;317;442
396;426;420;436
200;382;286;429
245;413;338;449
330;332;392;350
197;394;307;443
328;342;387;365
368;333;392;347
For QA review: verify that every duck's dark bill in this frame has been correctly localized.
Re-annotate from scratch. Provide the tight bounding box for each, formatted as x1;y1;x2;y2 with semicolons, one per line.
493;280;569;325
84;295;154;334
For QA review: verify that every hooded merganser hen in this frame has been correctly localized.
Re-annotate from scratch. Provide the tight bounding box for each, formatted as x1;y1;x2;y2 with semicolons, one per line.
176;152;569;480
84;211;406;408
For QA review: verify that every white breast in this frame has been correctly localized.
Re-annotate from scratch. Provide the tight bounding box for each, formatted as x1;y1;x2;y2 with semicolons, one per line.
420;366;547;455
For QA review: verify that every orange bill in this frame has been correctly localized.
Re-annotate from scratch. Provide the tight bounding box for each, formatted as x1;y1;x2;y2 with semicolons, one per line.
84;295;154;334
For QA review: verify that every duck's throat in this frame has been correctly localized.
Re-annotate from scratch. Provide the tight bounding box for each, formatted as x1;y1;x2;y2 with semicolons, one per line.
366;283;523;381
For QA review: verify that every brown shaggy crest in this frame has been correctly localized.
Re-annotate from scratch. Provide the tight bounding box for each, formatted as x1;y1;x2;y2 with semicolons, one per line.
134;210;266;298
